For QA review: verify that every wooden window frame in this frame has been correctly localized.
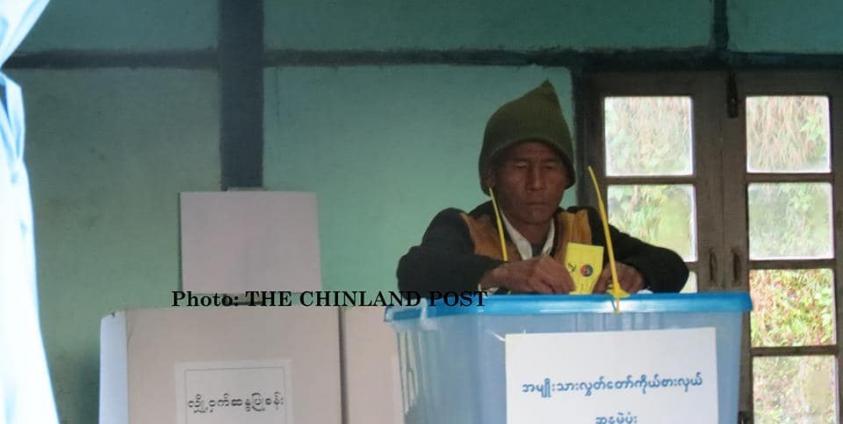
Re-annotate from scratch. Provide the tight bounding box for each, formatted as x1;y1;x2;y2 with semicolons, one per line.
578;71;843;421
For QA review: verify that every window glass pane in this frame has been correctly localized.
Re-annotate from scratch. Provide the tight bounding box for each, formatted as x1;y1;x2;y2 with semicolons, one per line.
753;355;837;424
750;269;835;347
680;271;697;293
604;97;693;176
607;184;696;261
748;183;833;259
746;96;830;173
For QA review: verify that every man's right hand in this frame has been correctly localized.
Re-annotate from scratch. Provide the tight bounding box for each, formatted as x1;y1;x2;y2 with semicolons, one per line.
479;256;574;294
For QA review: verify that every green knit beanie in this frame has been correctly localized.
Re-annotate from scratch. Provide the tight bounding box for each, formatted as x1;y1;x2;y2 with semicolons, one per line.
479;80;575;194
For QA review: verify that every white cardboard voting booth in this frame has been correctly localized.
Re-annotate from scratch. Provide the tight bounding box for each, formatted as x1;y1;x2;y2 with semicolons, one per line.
99;307;341;424
100;191;407;423
340;307;404;424
179;191;322;293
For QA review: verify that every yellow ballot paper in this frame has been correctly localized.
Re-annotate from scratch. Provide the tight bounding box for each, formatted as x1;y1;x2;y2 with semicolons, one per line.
565;243;604;294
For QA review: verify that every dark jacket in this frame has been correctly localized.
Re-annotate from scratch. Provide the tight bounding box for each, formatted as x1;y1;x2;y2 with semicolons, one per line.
397;202;688;294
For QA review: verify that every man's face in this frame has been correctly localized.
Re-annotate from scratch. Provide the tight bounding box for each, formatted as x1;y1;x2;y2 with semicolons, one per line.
485;141;569;229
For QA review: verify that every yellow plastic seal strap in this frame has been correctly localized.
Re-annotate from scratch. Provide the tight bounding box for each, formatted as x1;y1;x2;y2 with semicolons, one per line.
488;187;509;263
587;166;629;312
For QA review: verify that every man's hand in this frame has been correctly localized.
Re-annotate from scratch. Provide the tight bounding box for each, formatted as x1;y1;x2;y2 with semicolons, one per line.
592;262;645;294
479;256;575;294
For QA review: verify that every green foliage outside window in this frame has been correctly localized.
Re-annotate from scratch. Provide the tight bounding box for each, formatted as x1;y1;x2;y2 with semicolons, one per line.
605;95;837;421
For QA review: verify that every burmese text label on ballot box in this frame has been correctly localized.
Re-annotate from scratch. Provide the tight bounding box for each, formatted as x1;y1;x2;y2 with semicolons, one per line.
506;328;717;423
175;359;292;424
99;307;340;424
386;292;751;424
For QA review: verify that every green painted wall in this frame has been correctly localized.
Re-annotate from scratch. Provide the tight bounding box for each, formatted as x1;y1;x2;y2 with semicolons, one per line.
11;69;220;423
728;0;843;53
19;0;216;51
265;0;712;50
263;66;575;292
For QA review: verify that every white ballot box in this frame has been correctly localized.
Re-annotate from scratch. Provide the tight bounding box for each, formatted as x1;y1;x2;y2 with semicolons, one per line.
100;307;341;424
387;292;751;424
340;307;404;424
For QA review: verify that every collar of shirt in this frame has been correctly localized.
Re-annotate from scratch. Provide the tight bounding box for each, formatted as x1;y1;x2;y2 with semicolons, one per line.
500;212;555;260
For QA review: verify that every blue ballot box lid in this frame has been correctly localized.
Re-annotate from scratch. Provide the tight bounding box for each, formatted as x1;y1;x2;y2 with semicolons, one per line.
385;292;752;322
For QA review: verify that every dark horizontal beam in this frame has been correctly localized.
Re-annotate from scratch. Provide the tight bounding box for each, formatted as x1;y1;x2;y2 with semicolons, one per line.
264;48;843;71
5;50;218;69
9;48;843;71
264;48;538;67
264;48;720;69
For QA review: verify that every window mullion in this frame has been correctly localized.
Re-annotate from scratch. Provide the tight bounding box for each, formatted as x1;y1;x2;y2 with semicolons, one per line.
752;345;838;357
830;80;843;424
577;73;603;208
695;73;730;292
724;72;753;417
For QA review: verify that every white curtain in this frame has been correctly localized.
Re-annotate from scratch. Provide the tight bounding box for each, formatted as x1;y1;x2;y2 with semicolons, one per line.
0;0;58;423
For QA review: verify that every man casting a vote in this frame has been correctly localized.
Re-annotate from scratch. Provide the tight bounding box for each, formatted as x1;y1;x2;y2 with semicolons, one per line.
397;81;687;295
